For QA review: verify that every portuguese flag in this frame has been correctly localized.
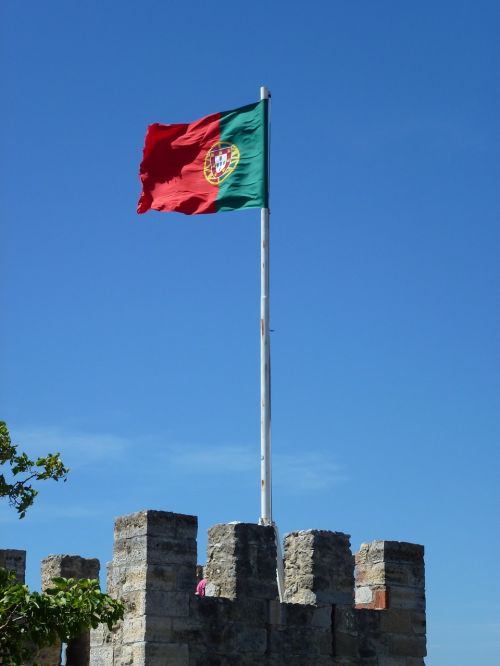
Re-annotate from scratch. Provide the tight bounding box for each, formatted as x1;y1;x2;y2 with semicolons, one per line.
137;100;268;215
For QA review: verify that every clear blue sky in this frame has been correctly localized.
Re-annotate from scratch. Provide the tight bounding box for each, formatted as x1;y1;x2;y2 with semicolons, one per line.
1;2;499;664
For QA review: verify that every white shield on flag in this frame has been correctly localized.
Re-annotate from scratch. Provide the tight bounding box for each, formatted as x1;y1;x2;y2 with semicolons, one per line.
215;152;228;174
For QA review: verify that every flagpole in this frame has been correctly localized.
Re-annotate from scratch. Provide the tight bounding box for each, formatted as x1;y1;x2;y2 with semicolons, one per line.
259;86;285;602
260;85;271;527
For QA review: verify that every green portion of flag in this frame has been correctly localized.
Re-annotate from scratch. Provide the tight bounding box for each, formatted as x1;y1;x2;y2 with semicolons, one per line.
217;100;268;212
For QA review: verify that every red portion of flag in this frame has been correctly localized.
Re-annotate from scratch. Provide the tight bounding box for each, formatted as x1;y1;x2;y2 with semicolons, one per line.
137;112;220;215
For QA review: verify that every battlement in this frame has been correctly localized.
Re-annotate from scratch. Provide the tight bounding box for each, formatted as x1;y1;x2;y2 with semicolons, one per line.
2;510;426;665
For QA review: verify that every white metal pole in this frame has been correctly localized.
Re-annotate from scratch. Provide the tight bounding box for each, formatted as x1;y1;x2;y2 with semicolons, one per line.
259;85;284;602
259;85;271;527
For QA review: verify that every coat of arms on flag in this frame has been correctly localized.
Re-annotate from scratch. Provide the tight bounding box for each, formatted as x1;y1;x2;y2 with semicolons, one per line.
204;141;240;185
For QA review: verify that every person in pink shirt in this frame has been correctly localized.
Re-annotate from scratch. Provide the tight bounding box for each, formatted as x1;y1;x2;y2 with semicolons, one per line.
195;565;207;596
196;578;207;596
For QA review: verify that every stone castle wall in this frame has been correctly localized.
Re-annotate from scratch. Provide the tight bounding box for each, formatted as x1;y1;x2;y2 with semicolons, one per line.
2;510;426;665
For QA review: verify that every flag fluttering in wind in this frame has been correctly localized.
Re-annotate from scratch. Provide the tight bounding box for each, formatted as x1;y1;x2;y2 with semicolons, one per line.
137;87;284;599
137;101;268;215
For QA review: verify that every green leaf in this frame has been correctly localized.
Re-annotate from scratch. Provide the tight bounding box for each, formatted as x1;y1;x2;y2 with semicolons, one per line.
0;567;124;664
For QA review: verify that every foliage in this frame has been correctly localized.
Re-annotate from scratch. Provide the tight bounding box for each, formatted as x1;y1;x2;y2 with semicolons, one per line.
0;421;124;664
0;421;69;518
0;568;124;665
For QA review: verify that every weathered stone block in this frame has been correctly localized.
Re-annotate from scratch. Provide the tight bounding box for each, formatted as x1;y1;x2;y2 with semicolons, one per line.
355;538;425;632
355;541;385;566
311;605;333;629
377;657;407;666
144;642;189;666
281;601;308;621
90;625;107;648
226;624;268;654
114;510;197;541
122;615;176;644
113;536;197;567
355;587;389;610
411;610;426;635
383;561;424;587
171;615;203;644
334;631;358;657
334;606;358;634
268;598;284;626
277;657;333;666
284;530;353;606
355;562;385;586
0;549;26;582
120;587;190;617
388;634;427;657
41;554;100;590
205;522;278;601
389;587;426;611
379;608;412;634
40;555;100;666
88;644;113;666
121;616;148;645
355;585;374;606
356;609;387;658
111;509;197;635
383;542;424;563
194;594;268;630
333;649;358;666
270;624;330;656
